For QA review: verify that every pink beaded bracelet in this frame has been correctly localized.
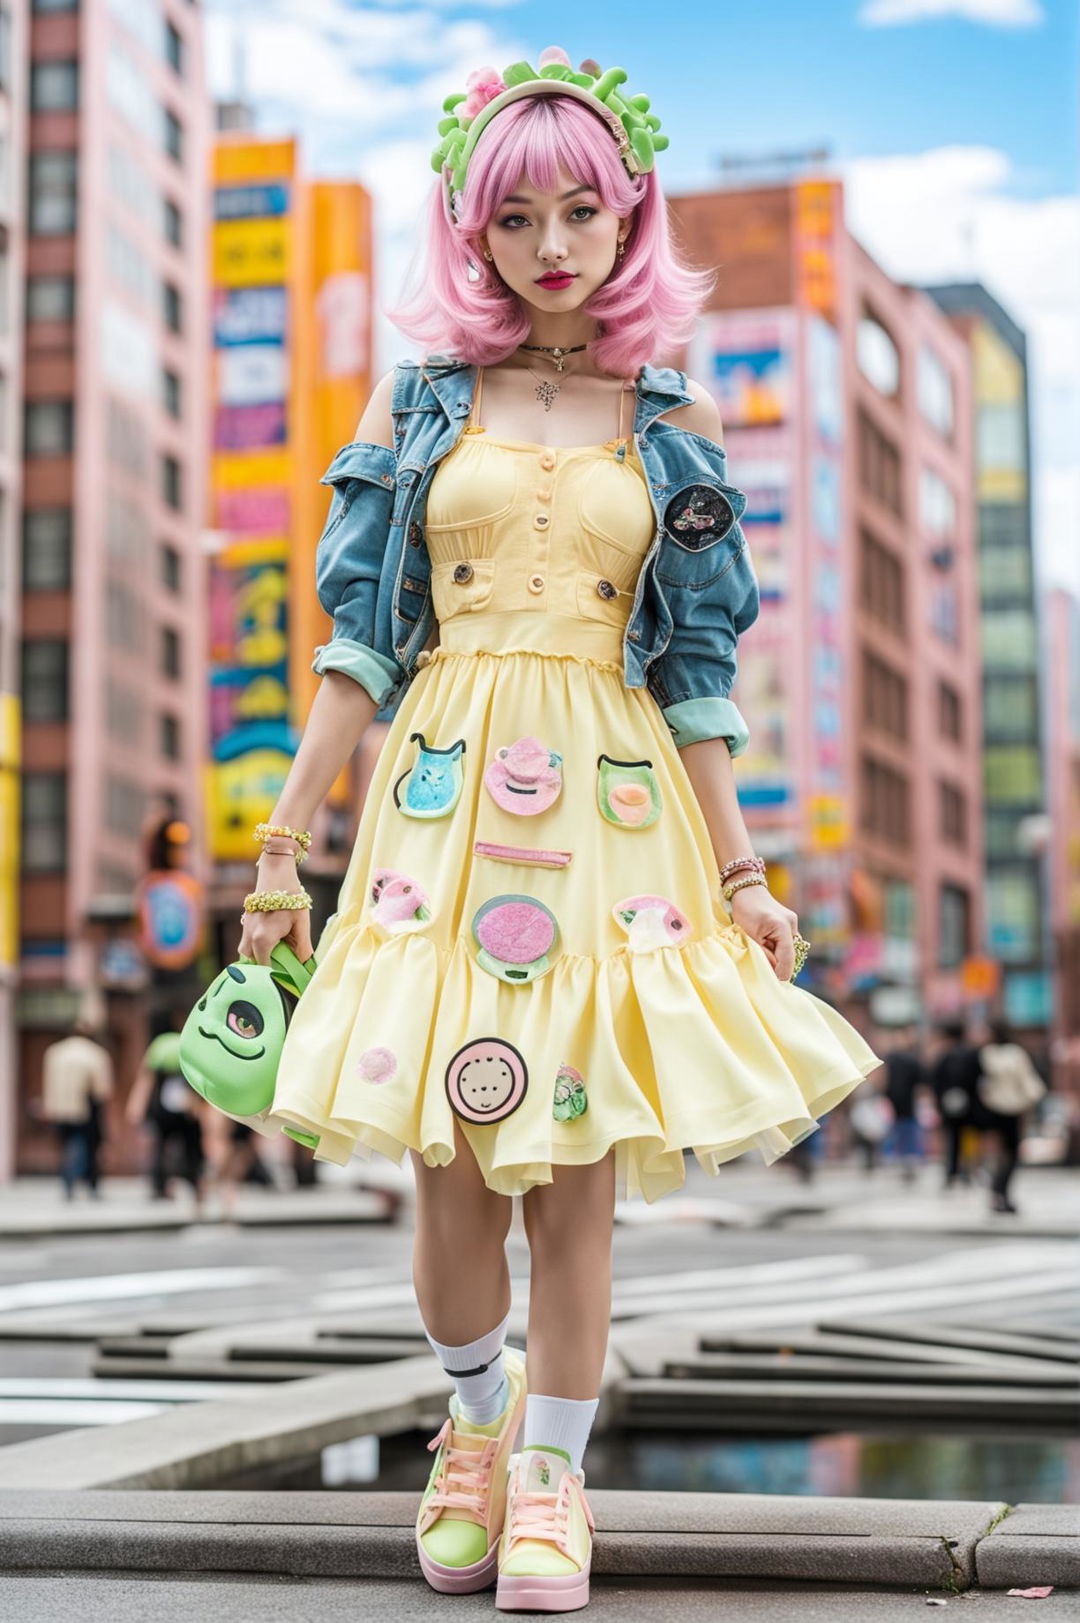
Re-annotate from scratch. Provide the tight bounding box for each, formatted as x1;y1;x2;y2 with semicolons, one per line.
719;855;766;883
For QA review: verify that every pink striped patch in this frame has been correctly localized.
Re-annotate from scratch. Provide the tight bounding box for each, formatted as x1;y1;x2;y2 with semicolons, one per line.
474;841;572;868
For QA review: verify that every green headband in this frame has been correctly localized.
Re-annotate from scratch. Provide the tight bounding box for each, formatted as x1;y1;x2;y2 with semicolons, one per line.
432;50;668;221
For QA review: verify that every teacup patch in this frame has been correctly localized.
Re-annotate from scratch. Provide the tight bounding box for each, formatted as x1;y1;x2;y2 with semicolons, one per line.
613;893;691;952
445;1037;528;1125
597;754;662;829
472;894;560;984
484;736;563;815
370;868;432;934
392;732;466;819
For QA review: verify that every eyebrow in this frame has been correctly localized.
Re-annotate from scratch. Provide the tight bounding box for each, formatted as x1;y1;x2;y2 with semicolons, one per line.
501;185;597;204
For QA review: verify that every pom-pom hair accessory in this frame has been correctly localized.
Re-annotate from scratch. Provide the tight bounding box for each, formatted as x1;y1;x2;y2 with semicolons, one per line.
432;47;668;221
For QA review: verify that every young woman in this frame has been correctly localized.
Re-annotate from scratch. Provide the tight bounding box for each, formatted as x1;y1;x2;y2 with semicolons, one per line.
237;49;879;1613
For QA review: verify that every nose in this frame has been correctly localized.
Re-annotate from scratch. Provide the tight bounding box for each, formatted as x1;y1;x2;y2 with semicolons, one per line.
537;225;568;265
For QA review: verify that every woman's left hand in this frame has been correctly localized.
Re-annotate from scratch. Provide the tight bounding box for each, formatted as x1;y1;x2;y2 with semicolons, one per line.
728;885;800;981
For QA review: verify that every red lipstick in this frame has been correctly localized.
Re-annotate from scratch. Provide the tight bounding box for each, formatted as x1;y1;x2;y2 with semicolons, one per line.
535;271;576;290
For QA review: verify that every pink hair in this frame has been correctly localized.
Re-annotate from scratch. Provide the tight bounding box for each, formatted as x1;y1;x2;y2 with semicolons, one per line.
388;95;713;378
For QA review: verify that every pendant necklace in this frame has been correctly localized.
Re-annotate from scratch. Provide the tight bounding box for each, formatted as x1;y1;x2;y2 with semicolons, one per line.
526;367;562;412
519;341;588;374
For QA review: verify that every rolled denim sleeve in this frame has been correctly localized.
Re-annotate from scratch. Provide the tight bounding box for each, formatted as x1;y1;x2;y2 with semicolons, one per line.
311;440;403;708
647;539;760;756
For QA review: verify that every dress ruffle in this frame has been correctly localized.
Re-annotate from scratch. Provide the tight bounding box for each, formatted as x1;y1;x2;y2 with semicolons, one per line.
263;901;879;1203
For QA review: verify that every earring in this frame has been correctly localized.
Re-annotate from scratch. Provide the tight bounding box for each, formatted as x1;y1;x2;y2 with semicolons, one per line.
482;249;494;263
616;239;627;260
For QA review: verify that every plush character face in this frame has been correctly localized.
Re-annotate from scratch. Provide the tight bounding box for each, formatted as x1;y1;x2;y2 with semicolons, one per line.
445;1038;528;1124
179;962;290;1117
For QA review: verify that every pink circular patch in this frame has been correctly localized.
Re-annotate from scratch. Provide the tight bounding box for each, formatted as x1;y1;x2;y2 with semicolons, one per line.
358;1046;397;1084
473;897;557;964
445;1038;528;1124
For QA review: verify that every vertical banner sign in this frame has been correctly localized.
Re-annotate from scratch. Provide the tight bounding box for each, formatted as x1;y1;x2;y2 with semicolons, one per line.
689;309;797;818
209;142;300;863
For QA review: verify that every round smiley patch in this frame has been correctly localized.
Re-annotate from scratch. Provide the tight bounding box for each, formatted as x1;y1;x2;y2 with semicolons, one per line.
445;1038;528;1125
663;485;737;550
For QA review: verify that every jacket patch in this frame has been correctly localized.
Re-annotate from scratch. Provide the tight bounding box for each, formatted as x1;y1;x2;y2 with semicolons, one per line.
663;485;737;549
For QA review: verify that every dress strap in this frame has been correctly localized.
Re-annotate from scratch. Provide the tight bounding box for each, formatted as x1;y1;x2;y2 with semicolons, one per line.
465;366;485;433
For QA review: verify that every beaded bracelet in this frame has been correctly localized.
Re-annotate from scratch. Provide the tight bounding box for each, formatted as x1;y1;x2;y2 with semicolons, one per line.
254;822;312;855
722;873;769;903
719;855;766;883
243;889;312;914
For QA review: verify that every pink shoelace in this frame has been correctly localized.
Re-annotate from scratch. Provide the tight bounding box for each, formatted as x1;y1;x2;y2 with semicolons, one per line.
506;1470;595;1558
424;1418;497;1517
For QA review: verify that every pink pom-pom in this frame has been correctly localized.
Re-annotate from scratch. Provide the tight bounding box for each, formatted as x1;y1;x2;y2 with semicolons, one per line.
358;1046;397;1084
538;46;572;69
462;67;506;120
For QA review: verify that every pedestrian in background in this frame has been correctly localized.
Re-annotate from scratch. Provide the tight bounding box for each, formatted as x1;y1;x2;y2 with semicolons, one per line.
930;1020;982;1189
126;1010;205;1214
848;1072;895;1173
976;1017;1048;1216
38;1019;114;1200
883;1026;928;1183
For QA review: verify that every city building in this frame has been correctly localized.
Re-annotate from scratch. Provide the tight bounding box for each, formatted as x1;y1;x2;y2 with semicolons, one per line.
1044;587;1080;1077
206;129;374;962
925;284;1051;1034
0;0;29;1178
14;0;209;1175
671;178;984;1025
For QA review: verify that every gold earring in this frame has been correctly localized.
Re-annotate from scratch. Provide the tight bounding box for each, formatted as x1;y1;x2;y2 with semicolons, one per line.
616;239;627;260
482;248;493;262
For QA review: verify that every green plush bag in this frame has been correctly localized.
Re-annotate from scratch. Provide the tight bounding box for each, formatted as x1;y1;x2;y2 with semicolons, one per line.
178;943;319;1148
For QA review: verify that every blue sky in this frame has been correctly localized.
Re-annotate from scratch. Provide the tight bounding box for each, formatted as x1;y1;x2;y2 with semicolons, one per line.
204;0;1080;592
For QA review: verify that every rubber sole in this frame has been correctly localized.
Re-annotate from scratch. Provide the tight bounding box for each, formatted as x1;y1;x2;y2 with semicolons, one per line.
416;1535;500;1594
495;1556;591;1612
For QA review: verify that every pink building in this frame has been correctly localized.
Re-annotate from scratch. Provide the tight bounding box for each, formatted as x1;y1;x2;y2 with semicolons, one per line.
15;0;209;1174
1044;587;1080;1063
672;179;984;1025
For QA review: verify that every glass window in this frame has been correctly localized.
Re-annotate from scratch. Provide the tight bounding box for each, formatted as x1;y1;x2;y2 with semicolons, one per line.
0;5;10;93
977;402;1025;473
23;509;72;589
163;195;183;247
979;544;1032;602
983;611;1038;670
29;151;77;235
938;780;967;847
162;280;183;333
987;868;1040;963
33;0;79;11
986;809;1023;860
160;543;181;593
105;773;144;839
983;675;1038;739
937;680;962;742
21;772;67;873
919;468;956;539
917;345;954;438
105;678;143;742
21;639;69;721
105;578;141;652
163;105;184;165
885;878;916;940
160;711;181;760
27;275;75;322
162;366;181;418
857;315;900;396
161;453;182;511
31;60;79;112
25;400;73;455
164;19;184;75
937;884;970;970
160;624;181;679
984;745;1043;805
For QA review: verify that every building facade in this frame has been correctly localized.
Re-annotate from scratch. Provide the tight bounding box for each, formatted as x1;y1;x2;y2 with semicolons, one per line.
1044;587;1080;1077
15;0;209;1174
925;284;1051;1034
672;179;984;1026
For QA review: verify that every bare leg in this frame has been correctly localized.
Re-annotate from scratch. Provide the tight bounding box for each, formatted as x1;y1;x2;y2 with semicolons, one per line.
522;1152;616;1397
411;1121;513;1344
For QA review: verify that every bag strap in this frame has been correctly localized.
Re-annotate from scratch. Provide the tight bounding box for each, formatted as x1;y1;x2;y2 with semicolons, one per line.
269;941;317;998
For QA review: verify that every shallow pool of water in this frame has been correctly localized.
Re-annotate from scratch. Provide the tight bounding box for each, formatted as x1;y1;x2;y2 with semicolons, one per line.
219;1428;1079;1503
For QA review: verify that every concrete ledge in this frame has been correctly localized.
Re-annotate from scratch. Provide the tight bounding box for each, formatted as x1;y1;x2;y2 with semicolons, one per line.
0;1490;1007;1587
976;1503;1080;1590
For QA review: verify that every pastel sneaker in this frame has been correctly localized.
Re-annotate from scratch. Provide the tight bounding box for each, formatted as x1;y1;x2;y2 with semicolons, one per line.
415;1346;527;1594
495;1444;595;1613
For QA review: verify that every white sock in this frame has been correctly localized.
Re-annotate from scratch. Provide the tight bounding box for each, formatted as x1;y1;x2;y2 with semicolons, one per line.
425;1310;511;1425
523;1394;599;1475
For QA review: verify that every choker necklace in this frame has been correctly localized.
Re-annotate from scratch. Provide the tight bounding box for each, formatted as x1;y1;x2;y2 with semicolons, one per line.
519;342;588;373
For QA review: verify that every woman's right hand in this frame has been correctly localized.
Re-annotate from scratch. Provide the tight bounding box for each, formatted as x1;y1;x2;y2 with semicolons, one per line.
237;853;314;966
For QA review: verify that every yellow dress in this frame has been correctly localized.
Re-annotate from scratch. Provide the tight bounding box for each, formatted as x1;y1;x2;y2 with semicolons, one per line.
268;416;880;1201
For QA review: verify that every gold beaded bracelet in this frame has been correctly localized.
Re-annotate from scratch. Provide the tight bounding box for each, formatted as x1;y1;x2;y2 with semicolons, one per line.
722;873;769;903
242;889;312;914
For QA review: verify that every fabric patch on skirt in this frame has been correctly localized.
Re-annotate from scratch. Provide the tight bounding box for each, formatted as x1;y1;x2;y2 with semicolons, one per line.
483;736;563;815
392;732;466;819
596;754;662;829
552;1063;588;1122
472;894;560;983
445;1038;528;1124
357;1046;397;1084
370;868;433;934
663;484;737;549
613;893;691;952
474;840;573;869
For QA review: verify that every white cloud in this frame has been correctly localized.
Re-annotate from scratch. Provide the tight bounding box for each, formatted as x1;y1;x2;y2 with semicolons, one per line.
843;144;1080;594
858;0;1045;25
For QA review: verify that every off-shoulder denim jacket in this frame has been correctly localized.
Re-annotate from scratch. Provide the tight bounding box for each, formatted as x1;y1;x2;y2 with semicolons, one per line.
312;357;759;753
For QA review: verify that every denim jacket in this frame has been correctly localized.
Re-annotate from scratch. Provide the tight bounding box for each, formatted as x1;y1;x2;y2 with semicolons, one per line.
312;357;759;753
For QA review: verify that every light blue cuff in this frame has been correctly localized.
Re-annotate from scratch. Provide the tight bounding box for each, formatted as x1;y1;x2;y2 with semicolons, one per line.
662;696;750;756
312;638;402;707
